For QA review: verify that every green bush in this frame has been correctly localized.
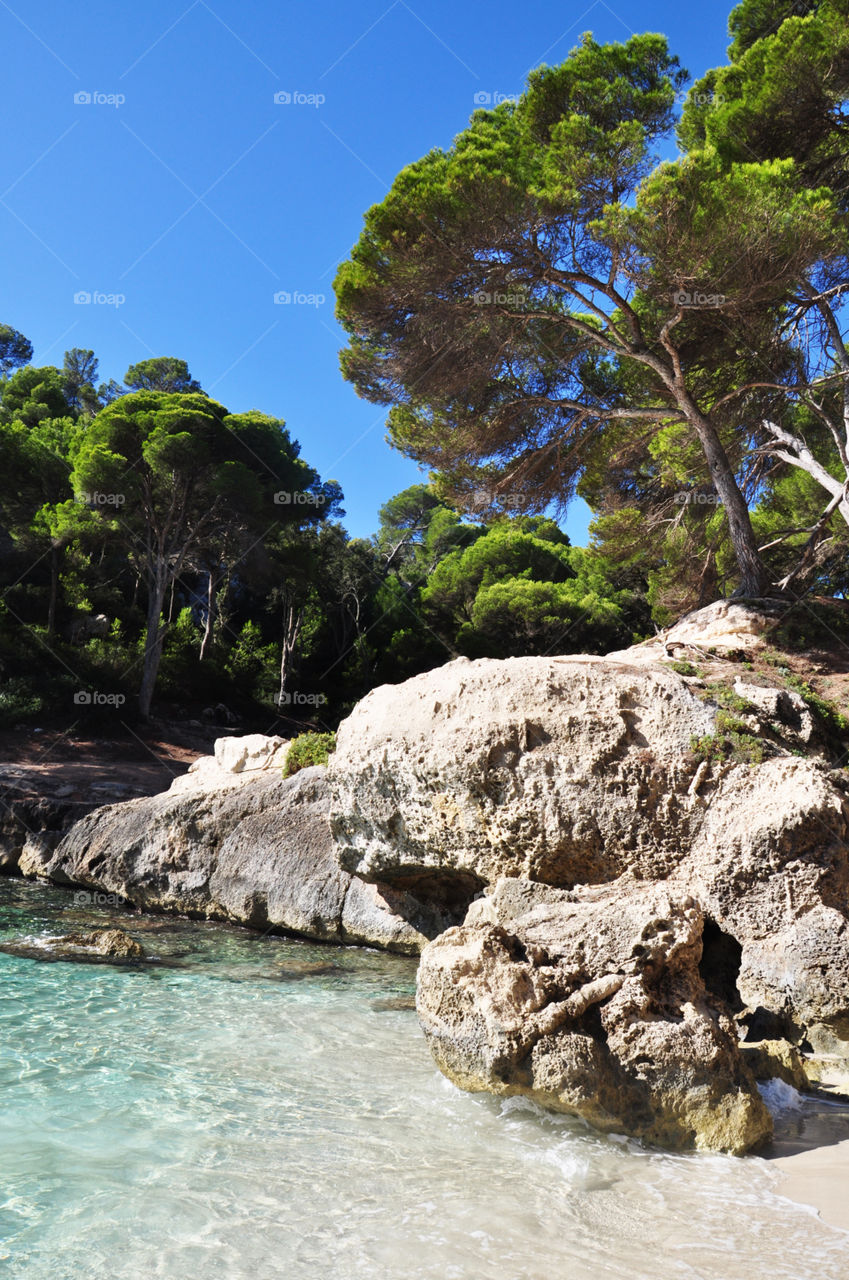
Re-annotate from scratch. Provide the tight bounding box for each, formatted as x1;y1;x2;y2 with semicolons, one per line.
0;676;45;725
666;660;699;677
283;731;336;777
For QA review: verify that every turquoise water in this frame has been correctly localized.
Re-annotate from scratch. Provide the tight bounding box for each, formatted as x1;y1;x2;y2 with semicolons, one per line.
1;879;848;1280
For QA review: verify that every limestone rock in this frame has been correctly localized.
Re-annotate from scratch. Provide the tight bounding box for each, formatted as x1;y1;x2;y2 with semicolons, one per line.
606;599;784;666
213;733;290;774
168;733;290;795
740;1040;809;1091
57;927;146;959
683;758;849;1045
329;655;716;892
30;767;439;954
328;619;849;1141
732;678;815;743
0;926;146;964
417;878;772;1154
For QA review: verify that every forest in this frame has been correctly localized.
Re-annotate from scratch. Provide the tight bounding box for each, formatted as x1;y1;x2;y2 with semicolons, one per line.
2;0;848;734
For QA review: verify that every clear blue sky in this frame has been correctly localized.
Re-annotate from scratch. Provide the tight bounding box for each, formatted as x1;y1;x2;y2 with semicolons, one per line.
1;0;734;540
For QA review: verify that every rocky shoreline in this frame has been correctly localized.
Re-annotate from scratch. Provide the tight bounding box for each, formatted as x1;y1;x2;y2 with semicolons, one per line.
5;601;849;1157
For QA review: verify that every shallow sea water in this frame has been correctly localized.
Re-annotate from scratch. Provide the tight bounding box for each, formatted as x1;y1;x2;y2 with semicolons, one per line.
0;878;847;1280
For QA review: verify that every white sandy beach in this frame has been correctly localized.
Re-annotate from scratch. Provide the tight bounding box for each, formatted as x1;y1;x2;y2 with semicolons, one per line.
772;1137;849;1234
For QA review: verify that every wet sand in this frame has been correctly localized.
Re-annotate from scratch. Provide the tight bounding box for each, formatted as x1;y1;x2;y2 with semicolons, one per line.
770;1130;849;1233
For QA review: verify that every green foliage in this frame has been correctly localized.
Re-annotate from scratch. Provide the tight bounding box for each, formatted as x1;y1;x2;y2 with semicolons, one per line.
283;732;336;776
0;676;45;726
420;521;638;657
224;621;278;700
123;357;201;393
666;660;699;676
703;684;757;716
690;724;765;765
0;324;33;377
1;366;73;425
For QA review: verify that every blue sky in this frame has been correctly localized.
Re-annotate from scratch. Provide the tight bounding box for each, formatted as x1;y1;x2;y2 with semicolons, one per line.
1;0;734;540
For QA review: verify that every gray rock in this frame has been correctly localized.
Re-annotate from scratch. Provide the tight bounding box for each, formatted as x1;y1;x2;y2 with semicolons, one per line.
31;766;438;954
0;926;146;965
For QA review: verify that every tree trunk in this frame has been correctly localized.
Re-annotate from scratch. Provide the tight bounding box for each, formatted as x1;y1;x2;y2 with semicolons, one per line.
277;602;302;708
199;570;217;662
687;412;770;597
138;572;168;719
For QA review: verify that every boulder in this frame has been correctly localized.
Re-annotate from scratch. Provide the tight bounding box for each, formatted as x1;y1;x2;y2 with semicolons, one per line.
328;630;849;1148
683;758;849;1046
731;677;816;743
740;1039;809;1091
0;787;102;875
417;878;772;1154
168;733;290;795
606;598;785;665
28;763;446;955
213;733;290;774
329;655;716;893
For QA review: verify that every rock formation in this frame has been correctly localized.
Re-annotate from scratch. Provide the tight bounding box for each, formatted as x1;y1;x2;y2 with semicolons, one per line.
416;878;772;1153
22;740;448;954
0;926;147;964
329;656;717;892
328;609;849;1149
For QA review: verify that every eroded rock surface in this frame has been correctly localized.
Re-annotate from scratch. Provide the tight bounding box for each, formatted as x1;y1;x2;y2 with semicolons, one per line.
417;878;772;1153
606;598;785;664
330;656;716;892
329;633;849;1148
25;761;446;954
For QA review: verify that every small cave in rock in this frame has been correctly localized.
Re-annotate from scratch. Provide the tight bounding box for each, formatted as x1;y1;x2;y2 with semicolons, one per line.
387;868;485;928
698;918;743;1013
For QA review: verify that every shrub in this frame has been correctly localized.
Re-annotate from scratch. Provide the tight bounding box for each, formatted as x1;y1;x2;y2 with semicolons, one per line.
0;676;45;725
283;731;336;776
666;660;699;677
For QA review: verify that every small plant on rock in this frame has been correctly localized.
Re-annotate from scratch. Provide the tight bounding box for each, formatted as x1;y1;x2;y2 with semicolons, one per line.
283;731;337;777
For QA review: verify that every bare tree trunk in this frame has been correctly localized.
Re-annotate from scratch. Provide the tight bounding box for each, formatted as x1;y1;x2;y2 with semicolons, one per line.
199;570;217;662
277;601;302;708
